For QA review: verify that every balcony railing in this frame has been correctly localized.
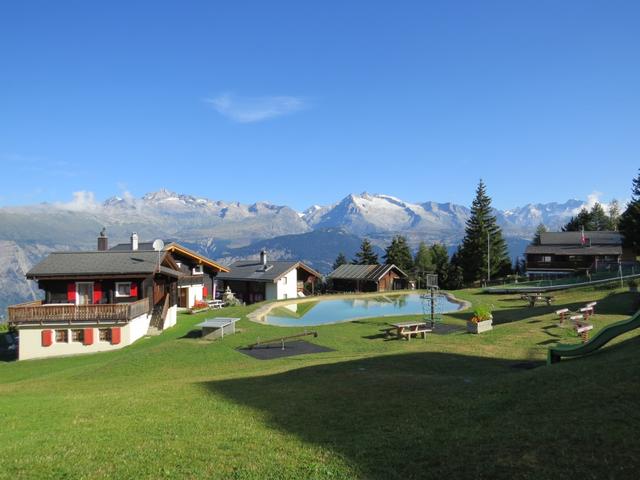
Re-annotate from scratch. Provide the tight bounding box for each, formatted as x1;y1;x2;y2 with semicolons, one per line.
7;298;151;326
526;261;592;271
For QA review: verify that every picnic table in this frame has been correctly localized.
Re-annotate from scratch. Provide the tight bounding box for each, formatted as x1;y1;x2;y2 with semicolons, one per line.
207;299;224;309
385;321;433;341
521;294;555;308
196;317;240;340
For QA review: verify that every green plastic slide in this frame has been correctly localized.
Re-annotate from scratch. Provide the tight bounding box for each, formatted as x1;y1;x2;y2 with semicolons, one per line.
548;309;640;364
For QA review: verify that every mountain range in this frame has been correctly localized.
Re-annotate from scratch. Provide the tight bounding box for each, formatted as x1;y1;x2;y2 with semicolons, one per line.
0;189;594;315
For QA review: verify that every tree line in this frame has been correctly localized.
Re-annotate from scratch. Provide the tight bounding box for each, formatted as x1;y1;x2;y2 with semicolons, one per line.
332;169;640;289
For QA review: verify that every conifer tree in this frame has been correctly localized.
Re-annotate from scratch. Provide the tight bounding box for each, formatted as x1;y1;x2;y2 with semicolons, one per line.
457;180;511;283
332;252;348;271
533;223;547;245
619;169;640;254
413;242;435;276
608;199;621;231
590;203;610;231
353;239;379;265
383;235;414;272
429;243;450;284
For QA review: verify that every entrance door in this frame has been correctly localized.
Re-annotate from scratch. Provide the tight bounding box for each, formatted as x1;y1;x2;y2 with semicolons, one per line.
179;287;188;308
76;282;94;305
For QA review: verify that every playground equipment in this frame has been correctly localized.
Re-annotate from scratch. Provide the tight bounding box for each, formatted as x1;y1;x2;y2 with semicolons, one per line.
420;285;443;328
548;309;640;364
247;330;318;350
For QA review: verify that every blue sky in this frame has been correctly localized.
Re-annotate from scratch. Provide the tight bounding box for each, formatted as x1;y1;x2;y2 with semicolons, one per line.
0;1;638;211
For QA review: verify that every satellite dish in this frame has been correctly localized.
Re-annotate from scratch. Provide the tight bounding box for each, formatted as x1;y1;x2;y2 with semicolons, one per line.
152;239;165;252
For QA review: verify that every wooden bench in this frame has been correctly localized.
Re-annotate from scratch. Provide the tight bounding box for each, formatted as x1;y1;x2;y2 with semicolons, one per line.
575;323;594;343
555;308;570;324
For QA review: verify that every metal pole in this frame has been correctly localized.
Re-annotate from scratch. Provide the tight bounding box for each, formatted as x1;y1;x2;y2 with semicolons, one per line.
487;230;491;283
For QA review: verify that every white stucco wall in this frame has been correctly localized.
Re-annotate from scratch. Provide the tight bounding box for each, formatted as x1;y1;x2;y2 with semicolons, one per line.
128;312;152;343
180;285;204;308
18;313;150;361
163;305;177;329
276;269;298;300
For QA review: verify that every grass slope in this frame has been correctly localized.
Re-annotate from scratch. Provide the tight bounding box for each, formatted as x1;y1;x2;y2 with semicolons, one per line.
1;287;639;479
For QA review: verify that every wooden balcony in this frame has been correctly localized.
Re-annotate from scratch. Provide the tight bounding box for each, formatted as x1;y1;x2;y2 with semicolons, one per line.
526;261;592;271
7;298;151;326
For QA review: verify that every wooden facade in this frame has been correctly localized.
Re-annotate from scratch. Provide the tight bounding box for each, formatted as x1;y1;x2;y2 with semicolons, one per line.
328;264;409;293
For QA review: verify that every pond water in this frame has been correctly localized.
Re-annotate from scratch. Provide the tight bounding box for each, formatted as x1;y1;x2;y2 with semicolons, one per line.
263;293;462;326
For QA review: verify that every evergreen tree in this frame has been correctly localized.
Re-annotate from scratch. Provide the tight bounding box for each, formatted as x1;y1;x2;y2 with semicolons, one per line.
429;243;450;285
383;235;414;272
590;203;610;231
563;207;593;231
619;169;640;254
457;180;511;283
332;252;348;271
353;239;379;265
533;223;547;245
413;241;434;288
608;199;621;231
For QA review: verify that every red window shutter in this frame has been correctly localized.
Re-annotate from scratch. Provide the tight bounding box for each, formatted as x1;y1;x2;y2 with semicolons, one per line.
203;286;208;298
111;327;121;345
67;283;76;302
41;330;53;347
83;328;94;346
130;282;138;298
93;282;102;304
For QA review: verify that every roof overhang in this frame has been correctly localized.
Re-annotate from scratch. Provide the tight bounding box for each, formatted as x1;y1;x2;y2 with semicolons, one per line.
166;243;230;273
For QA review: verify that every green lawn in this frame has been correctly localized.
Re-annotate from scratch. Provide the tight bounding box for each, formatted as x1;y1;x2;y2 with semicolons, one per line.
1;287;639;479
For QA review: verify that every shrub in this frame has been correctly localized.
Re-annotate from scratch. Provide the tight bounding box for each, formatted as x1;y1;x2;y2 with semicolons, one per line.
470;305;493;323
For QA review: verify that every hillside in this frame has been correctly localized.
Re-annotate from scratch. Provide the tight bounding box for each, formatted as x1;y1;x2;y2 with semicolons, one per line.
1;287;639;479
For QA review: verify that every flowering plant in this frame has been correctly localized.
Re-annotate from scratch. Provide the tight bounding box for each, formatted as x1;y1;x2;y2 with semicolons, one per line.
470;305;493;324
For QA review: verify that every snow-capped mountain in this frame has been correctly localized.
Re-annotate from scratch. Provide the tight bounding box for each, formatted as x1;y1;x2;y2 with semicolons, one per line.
301;192;581;237
0;189;602;315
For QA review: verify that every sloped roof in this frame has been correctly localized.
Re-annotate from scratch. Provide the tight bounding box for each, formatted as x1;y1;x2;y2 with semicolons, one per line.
26;251;182;278
327;264;408;281
217;260;321;283
540;231;623;246
525;245;622;256
110;241;228;272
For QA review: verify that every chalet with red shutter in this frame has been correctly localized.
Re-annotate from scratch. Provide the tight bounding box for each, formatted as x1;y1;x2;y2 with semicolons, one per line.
7;231;226;361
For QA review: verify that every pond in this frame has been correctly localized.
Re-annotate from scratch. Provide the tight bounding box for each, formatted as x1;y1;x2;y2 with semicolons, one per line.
262;293;463;326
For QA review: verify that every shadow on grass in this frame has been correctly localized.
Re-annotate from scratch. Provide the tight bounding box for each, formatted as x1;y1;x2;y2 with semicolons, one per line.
203;336;640;479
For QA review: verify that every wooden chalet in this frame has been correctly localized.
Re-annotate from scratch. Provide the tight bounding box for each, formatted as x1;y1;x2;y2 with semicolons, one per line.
327;264;409;293
217;251;321;304
525;231;636;276
7;231;200;360
110;237;229;308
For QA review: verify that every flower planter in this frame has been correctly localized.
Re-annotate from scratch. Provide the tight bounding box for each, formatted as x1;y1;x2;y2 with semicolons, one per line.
467;318;493;334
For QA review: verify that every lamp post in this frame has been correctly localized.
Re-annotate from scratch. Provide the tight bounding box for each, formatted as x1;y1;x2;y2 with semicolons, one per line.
487;230;491;283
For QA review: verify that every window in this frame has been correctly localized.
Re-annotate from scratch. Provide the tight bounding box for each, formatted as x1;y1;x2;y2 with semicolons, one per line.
283;276;287;285
116;282;132;297
193;265;203;275
99;328;112;343
542;256;552;263
55;330;68;343
71;329;84;343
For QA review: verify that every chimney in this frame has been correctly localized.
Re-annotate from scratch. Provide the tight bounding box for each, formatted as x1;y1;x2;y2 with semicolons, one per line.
260;250;267;267
131;232;139;251
97;228;108;251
